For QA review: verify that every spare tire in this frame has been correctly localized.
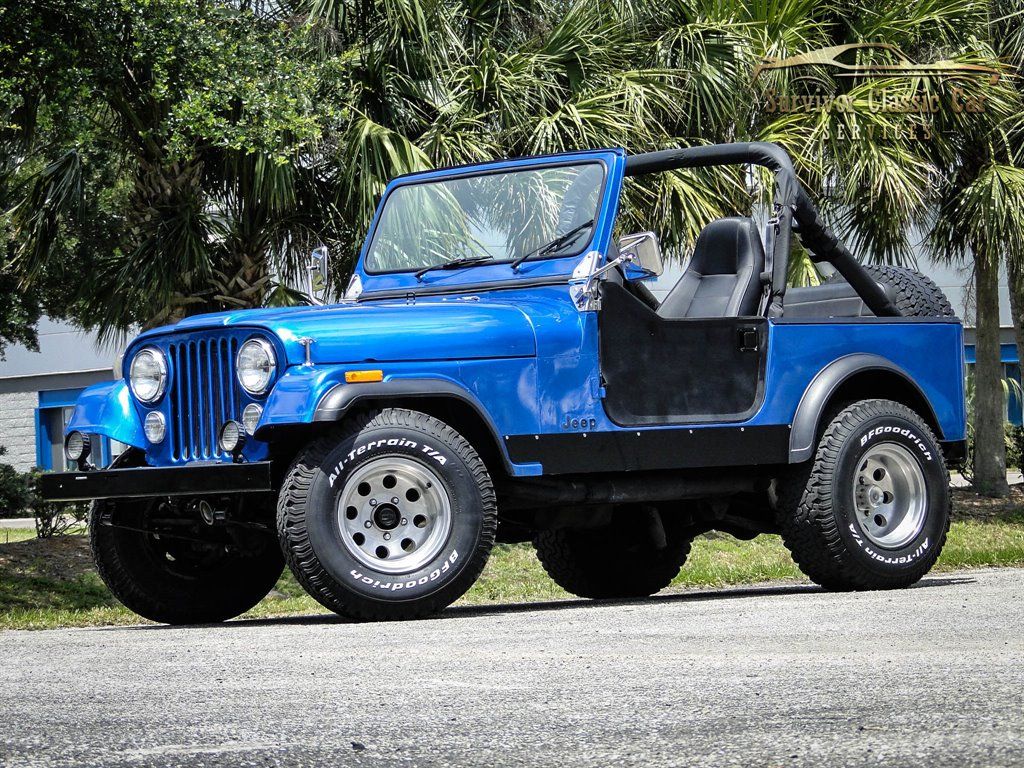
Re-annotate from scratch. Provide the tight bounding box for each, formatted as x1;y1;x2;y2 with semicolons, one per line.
828;265;956;318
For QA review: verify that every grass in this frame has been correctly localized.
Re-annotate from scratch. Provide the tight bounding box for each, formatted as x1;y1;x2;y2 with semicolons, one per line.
0;579;132;631
0;528;38;545
936;512;1024;568
673;516;1024;587
2;511;1023;631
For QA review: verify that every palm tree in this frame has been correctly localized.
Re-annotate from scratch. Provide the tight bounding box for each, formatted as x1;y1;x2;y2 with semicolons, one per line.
7;0;1023;492
926;11;1024;496
991;0;1024;459
740;0;1021;494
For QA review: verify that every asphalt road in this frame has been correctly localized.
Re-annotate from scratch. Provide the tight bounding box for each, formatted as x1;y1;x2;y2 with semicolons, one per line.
1;568;1022;768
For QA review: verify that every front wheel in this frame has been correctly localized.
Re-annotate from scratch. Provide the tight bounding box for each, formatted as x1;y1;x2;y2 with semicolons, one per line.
775;399;950;590
277;409;496;621
90;497;285;625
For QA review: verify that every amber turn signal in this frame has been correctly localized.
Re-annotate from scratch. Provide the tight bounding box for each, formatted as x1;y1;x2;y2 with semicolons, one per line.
345;369;384;384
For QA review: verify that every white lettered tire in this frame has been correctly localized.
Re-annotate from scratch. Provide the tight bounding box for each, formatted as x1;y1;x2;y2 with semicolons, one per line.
775;399;950;590
277;409;496;620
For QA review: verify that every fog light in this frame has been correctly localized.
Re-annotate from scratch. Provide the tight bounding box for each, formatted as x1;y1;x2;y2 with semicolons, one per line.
241;403;263;435
218;420;245;454
144;411;166;444
64;431;91;462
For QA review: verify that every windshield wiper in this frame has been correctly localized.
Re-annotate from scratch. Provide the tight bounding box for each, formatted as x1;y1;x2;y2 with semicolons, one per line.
510;219;595;271
414;255;494;281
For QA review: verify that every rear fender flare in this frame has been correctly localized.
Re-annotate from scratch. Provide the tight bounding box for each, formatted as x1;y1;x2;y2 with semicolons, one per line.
789;354;941;463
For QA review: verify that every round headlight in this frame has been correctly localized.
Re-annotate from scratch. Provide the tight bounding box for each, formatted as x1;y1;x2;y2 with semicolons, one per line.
65;431;91;462
242;403;263;435
129;347;167;403
144;411;166;444
218;420;245;454
236;338;276;395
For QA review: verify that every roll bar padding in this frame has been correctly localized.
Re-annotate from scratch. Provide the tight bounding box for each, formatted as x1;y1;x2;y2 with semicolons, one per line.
624;142;901;318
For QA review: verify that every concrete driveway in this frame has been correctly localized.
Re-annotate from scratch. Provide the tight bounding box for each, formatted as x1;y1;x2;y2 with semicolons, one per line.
1;568;1022;767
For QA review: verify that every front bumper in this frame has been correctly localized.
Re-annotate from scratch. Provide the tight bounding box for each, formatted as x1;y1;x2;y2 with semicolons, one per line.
40;462;274;502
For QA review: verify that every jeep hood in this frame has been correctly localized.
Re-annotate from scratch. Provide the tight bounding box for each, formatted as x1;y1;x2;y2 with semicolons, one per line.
137;299;537;365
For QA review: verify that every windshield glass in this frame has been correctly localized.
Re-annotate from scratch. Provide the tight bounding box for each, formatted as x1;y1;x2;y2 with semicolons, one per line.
364;163;604;273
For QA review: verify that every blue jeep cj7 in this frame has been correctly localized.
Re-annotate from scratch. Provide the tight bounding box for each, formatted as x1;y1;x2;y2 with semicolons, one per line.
42;142;966;624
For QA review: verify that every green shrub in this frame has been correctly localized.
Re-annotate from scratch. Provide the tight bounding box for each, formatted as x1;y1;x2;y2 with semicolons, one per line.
0;445;89;530
1008;425;1024;472
26;470;90;537
962;422;1023;482
0;446;33;518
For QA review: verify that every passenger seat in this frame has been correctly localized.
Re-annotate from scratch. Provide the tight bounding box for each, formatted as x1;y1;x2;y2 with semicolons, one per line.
656;217;765;318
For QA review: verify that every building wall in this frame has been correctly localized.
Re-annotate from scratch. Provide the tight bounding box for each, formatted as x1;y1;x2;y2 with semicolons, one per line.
0;390;39;472
0;318;118;473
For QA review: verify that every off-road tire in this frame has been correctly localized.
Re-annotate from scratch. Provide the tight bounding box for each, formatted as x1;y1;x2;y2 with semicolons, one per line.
829;265;956;318
775;399;950;590
533;508;694;599
90;497;285;625
277;409;496;621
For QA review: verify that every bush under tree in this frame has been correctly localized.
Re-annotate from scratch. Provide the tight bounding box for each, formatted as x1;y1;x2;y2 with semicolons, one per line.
0;445;33;518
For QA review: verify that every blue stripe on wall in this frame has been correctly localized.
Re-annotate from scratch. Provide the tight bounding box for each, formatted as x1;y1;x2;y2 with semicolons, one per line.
35;388;85;471
963;343;1019;365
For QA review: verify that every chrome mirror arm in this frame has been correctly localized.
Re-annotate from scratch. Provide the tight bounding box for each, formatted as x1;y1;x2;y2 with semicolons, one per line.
571;253;631;311
584;254;629;289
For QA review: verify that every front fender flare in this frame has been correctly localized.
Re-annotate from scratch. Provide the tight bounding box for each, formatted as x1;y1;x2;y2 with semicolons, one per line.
312;378;515;473
255;369;516;472
66;380;145;448
312;378;488;422
789;353;940;463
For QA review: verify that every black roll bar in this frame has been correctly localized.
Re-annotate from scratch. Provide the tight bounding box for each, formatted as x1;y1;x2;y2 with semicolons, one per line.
623;142;901;318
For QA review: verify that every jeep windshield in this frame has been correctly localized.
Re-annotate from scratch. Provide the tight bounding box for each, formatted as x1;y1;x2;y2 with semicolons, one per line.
364;162;604;274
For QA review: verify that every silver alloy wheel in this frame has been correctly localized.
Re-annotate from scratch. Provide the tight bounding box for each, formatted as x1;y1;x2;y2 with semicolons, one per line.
337;456;452;574
852;441;928;549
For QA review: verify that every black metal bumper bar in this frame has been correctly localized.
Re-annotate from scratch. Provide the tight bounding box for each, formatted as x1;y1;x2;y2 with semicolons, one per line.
40;461;274;502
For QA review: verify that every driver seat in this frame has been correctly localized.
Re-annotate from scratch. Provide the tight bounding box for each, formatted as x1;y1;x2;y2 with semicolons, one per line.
656;217;765;319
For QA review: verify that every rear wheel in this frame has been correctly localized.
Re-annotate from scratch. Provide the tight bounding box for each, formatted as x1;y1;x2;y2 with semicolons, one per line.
533;506;694;599
775;399;950;590
90;496;284;625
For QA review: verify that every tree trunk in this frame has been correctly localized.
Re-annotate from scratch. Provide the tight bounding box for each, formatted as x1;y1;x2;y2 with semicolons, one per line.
1007;257;1024;382
972;247;1009;496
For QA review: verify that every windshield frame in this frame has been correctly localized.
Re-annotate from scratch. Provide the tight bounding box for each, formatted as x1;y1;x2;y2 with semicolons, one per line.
361;159;609;276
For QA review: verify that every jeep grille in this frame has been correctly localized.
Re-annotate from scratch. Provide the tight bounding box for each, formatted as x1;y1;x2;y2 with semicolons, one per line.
168;337;240;461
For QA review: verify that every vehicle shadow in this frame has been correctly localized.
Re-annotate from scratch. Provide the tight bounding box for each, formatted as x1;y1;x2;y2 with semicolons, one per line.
99;574;975;632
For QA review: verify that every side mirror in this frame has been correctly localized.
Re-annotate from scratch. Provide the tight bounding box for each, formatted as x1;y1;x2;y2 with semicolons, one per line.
308;246;329;305
617;232;663;277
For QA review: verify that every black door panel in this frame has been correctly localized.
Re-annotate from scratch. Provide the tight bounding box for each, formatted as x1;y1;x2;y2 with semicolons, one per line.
599;282;767;426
